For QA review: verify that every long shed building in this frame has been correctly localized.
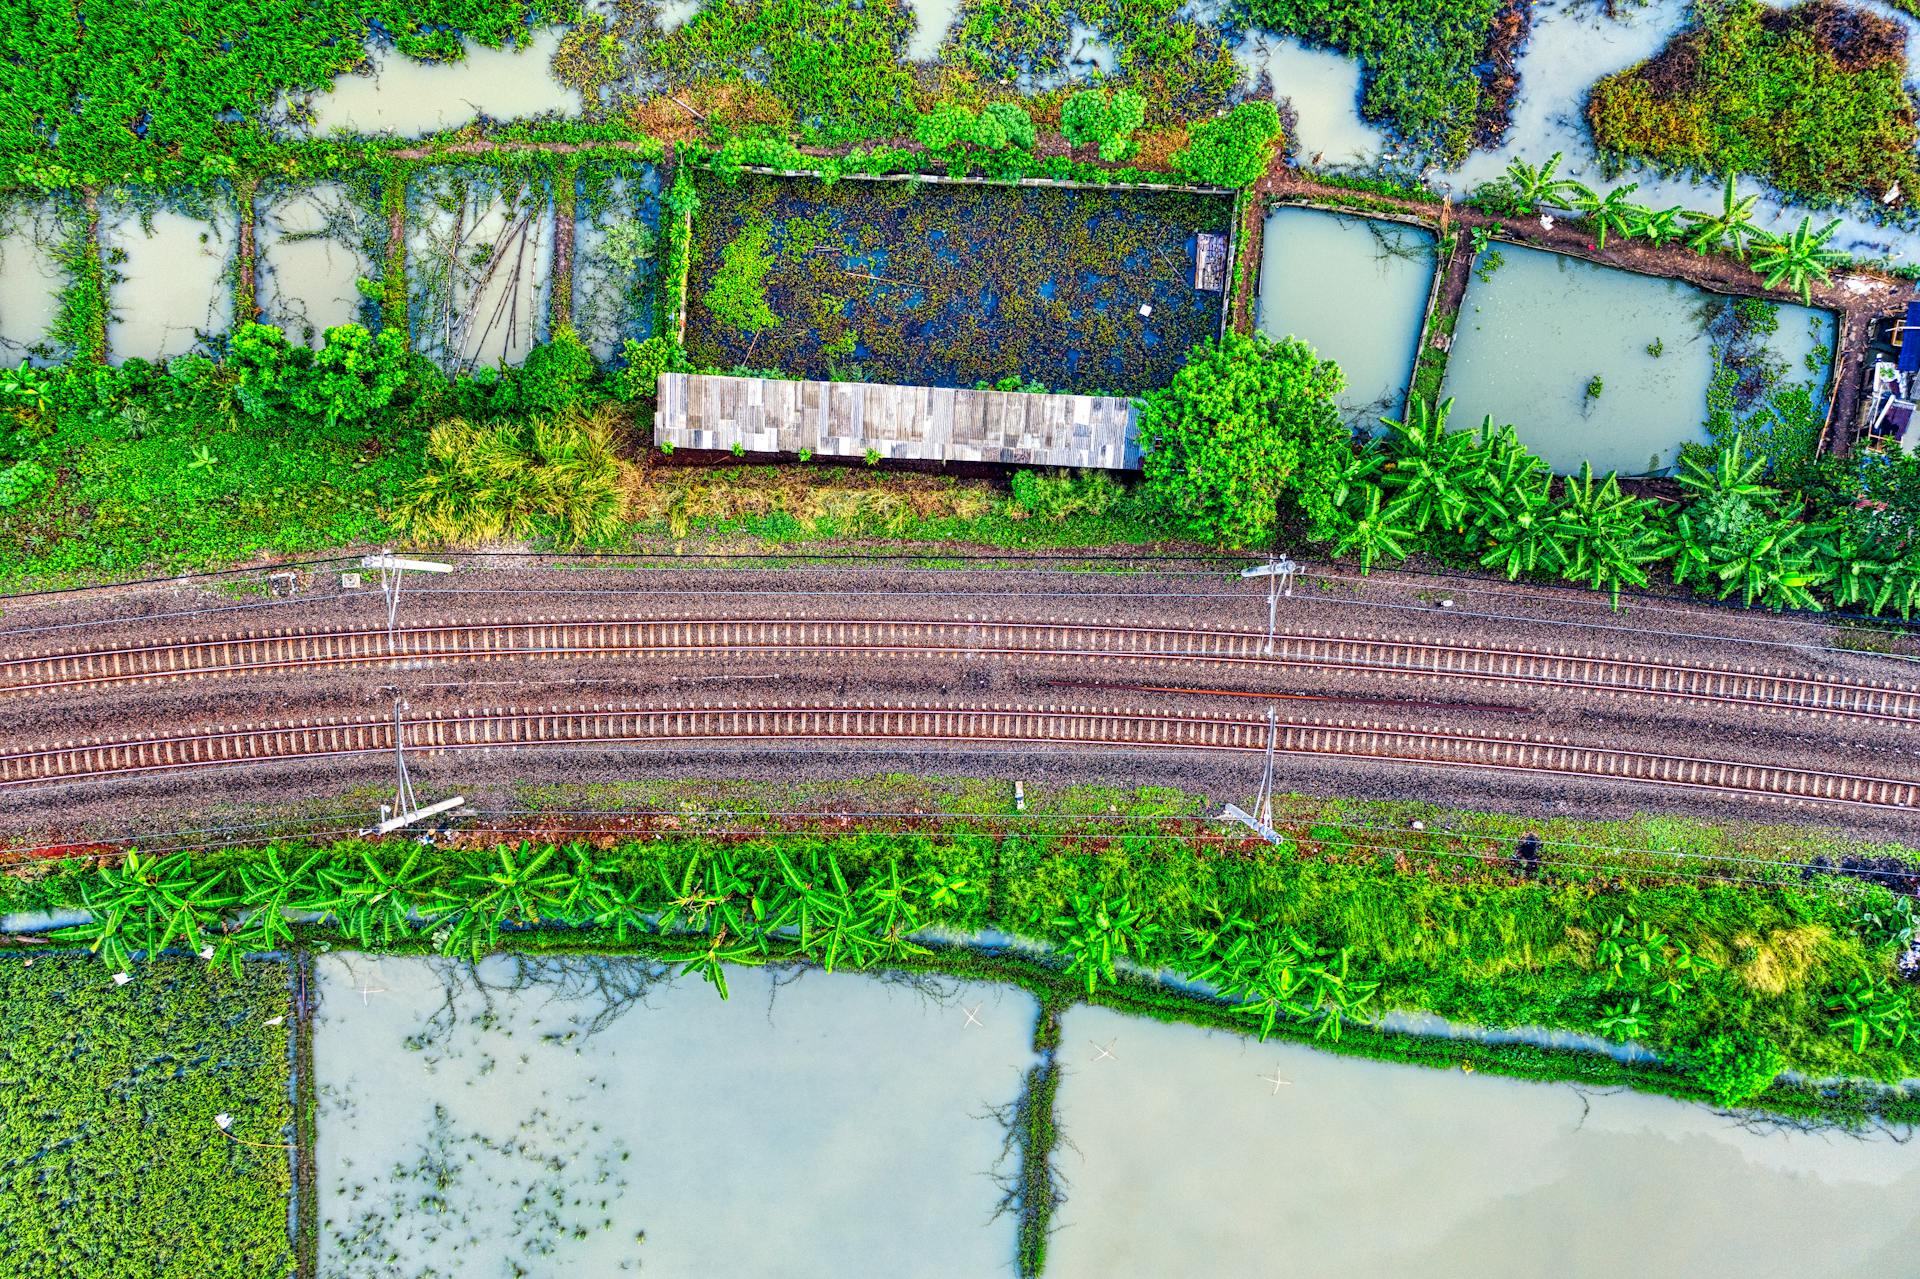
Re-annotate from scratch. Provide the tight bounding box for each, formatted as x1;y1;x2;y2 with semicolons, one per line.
654;372;1141;470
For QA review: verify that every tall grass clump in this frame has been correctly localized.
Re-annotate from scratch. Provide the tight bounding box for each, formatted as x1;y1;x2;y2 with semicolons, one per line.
395;407;634;546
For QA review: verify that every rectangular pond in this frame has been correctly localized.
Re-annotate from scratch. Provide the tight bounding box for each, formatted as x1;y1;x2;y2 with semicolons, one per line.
1442;245;1835;475
572;161;663;363
1047;1006;1920;1277
684;172;1233;395
102;198;237;363
289;29;580;138
0;201;71;365
406;170;554;372
254;181;386;344
313;954;1036;1276
1256;206;1435;428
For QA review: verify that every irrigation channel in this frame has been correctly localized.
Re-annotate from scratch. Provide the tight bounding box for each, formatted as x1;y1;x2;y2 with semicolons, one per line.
309;954;1920;1277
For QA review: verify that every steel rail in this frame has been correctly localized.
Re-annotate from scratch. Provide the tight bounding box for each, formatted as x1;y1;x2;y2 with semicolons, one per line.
2;700;1915;810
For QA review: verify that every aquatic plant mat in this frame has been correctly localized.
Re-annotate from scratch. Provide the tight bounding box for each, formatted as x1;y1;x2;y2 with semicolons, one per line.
0;955;294;1278
683;172;1233;393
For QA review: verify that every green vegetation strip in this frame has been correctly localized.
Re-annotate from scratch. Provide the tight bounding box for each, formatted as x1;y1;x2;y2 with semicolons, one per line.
0;955;294;1279
6;795;1920;1123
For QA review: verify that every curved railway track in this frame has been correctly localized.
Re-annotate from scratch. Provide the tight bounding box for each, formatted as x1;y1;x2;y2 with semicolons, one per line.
2;700;1914;810
4;616;1919;726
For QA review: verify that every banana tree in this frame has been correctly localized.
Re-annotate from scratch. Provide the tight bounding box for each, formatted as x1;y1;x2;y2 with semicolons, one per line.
1596;998;1645;1040
232;846;339;956
1051;892;1158;996
1469;426;1562;579
1329;484;1413;572
1750;216;1845;304
855;861;927;957
1572;182;1645;249
1709;514;1825;611
326;847;437;948
1378;396;1483;539
1549;463;1663;604
1630;204;1686;247
1500;151;1592;212
61;850;237;970
437;842;572;960
769;850;855;954
664;929;767;1000
1681;174;1770;260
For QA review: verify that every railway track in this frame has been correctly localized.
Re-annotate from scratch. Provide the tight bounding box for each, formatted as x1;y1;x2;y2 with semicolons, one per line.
3;616;1917;726
2;700;1914;810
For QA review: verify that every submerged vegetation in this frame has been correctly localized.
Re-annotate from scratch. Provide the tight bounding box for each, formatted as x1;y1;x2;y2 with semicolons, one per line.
1587;0;1920;206
0;956;294;1278
683;173;1232;393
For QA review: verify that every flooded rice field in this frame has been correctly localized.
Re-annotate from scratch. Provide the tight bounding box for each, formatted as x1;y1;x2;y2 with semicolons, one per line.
254;183;385;343
292;29;581;137
1442;245;1833;474
1256;207;1434;427
1047;1006;1920;1278
101;201;236;363
407;171;554;371
0;202;69;363
313;955;1036;1276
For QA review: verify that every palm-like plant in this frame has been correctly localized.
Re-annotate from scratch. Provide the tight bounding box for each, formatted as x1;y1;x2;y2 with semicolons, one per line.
1378;397;1483;539
1329;483;1414;572
1709;515;1824;611
1572;182;1646;249
437;842;572;960
1596;998;1645;1040
232;846;338;956
1550;463;1662;604
1501;151;1592;212
1628;204;1686;247
1051;892;1158;996
326;848;436;948
1750;216;1845;304
1469;425;1562;580
1681;174;1770;260
61;850;238;969
855;862;927;957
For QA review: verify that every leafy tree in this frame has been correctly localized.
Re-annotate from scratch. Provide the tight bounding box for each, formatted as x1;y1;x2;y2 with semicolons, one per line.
1140;332;1347;545
614;334;687;402
1498;150;1592;212
1377;396;1482;542
1751;215;1846;304
1171;100;1283;188
1681;174;1771;260
1571;182;1647;249
1690;1032;1784;1107
1468;424;1562;580
1550;462;1664;603
1061;87;1147;161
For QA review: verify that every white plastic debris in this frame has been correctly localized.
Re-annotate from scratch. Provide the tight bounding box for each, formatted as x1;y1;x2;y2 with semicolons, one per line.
263;1016;285;1028
1885;183;1902;206
1138;303;1152;318
199;945;215;961
215;1114;233;1131
112;972;131;986
1539;214;1554;231
1411;820;1426;831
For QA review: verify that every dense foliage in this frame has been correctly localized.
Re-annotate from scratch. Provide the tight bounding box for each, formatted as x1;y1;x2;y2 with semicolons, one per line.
1139;331;1346;544
1586;0;1920;206
0;956;293;1278
395;405;632;545
1170;100;1284;188
1240;0;1506;161
6;825;1917;1108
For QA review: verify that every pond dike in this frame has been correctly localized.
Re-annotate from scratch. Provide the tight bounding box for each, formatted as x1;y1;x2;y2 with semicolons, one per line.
1258;166;1909;458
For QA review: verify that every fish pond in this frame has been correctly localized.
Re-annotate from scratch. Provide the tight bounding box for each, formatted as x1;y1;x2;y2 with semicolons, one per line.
101;197;237;364
313;953;1038;1276
683;173;1232;394
1047;1006;1920;1277
1256;206;1436;429
1441;245;1834;475
0;200;71;364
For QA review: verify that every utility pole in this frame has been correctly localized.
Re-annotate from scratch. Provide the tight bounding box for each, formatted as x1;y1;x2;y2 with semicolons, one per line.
360;551;453;647
1221;703;1283;845
365;691;467;837
1240;555;1297;655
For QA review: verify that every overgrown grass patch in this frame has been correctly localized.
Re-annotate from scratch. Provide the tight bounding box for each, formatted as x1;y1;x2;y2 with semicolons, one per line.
683;171;1232;393
0;955;294;1279
1587;0;1920;205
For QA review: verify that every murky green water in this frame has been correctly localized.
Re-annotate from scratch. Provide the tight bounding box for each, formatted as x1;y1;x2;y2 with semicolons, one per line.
1048;1007;1920;1278
102;203;236;363
1257;207;1435;428
255;183;381;343
298;30;580;137
314;955;1035;1276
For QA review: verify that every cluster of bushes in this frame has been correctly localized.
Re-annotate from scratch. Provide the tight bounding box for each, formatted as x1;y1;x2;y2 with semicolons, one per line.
1585;0;1920;208
8;826;1918;1108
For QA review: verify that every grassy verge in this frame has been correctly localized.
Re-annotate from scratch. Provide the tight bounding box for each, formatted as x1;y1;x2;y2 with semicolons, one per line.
0;955;295;1279
6;786;1919;1121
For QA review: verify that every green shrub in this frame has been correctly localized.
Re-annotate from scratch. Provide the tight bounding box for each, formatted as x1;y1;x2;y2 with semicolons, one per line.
394;407;633;546
1171;100;1283;187
702;220;780;337
1139;330;1346;544
1061;87;1147;161
518;324;597;416
615;335;687;402
0;458;51;508
915;101;1037;152
1008;468;1127;523
1690;1032;1788;1107
229;321;409;432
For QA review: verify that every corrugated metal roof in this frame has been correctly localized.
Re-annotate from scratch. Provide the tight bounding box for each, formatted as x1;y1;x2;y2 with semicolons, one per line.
654;372;1141;470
